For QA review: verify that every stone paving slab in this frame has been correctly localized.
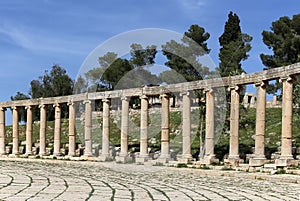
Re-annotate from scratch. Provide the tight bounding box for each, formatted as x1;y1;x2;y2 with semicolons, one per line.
0;158;299;200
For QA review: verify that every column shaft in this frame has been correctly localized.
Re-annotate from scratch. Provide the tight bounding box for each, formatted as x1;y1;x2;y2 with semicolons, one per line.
160;94;170;159
229;86;240;159
39;105;46;155
12;107;19;155
140;95;149;157
0;108;6;155
101;99;110;157
254;82;267;158
182;92;192;158
25;106;33;155
280;78;293;159
120;97;129;157
84;100;92;156
68;102;76;156
53;104;61;156
205;89;215;157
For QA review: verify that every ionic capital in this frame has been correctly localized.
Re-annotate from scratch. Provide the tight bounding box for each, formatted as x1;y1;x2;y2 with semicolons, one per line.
83;100;91;105
121;96;130;101
39;104;46;109
25;106;32;110
204;88;214;94
228;85;240;92
254;80;268;88
140;95;148;100
0;107;6;112
53;103;60;108
11;106;18;111
102;98;110;103
279;75;295;83
180;91;190;97
159;93;170;100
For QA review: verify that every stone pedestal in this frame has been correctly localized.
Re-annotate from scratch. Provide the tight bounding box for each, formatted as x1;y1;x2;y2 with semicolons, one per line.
224;157;243;166
275;158;298;167
115;155;132;163
178;157;193;164
199;155;219;165
249;158;267;167
136;156;149;164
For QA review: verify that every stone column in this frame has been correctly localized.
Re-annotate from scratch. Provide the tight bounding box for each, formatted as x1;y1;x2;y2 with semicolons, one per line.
228;86;241;163
179;91;192;163
0;108;6;155
68;101;76;157
116;96;130;163
136;95;149;163
39;104;47;156
25;106;33;155
12;106;19;155
276;76;296;167
159;94;170;162
250;81;267;166
83;100;92;156
201;89;219;165
53;104;61;156
99;98;110;161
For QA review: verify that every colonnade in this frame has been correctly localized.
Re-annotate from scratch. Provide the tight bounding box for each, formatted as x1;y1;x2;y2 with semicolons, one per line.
0;63;299;167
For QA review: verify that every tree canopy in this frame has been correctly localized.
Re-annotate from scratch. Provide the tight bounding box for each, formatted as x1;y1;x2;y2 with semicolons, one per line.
218;11;252;77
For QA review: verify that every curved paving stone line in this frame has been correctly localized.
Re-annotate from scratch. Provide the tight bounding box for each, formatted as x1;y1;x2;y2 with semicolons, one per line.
0;160;299;200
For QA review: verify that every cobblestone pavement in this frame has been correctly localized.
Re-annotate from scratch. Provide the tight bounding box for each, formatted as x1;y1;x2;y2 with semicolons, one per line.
0;159;299;201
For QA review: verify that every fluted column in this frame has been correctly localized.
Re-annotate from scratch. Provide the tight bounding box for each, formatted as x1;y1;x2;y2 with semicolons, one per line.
160;94;170;160
120;96;129;157
250;81;267;166
84;100;92;156
100;98;110;159
228;86;240;161
25;106;33;155
181;92;192;160
275;76;297;166
68;101;76;156
0;108;6;155
39;104;47;156
139;95;149;159
200;88;219;165
12;106;19;155
53;104;61;156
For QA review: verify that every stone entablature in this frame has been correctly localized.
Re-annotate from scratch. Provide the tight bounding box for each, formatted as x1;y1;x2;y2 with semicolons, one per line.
0;63;299;167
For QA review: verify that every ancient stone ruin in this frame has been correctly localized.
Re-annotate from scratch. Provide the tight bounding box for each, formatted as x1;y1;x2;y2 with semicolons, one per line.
0;63;300;167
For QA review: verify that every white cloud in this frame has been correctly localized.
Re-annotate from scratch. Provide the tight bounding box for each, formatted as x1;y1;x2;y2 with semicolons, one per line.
180;0;206;10
0;22;91;56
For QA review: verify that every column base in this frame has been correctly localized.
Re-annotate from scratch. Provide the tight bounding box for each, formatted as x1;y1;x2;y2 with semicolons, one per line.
224;156;243;166
275;158;298;167
8;154;19;158
135;156;149;164
97;154;112;162
115;155;132;163
178;155;193;164
199;155;219;165
249;158;267;167
156;157;169;164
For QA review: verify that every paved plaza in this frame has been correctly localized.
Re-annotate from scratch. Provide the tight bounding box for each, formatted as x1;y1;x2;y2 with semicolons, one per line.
0;159;299;201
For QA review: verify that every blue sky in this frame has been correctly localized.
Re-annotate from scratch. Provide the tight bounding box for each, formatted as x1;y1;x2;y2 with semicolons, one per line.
0;0;300;103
